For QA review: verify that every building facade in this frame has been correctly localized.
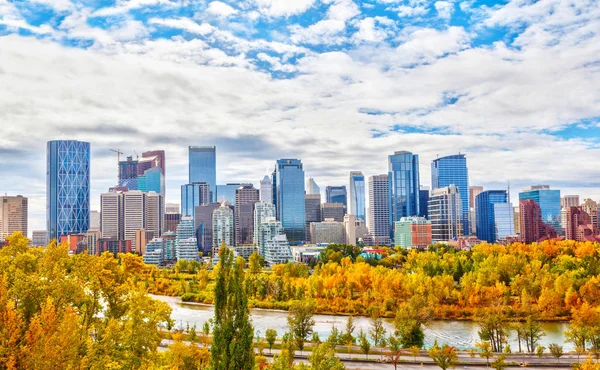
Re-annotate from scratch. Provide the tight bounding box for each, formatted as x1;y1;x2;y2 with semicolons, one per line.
47;140;90;240
310;220;345;244
195;202;221;255
368;174;390;245
260;175;273;204
431;154;469;236
189;146;216;202
428;185;463;243
321;203;344;222
235;184;260;245
326;186;347;210
394;217;432;249
264;234;293;266
306;178;321;195
175;216;198;261
519;185;561;234
304;194;321;241
31;230;48;247
212;203;234;253
216;183;245;205
0;195;28;241
257;217;284;257
475;190;510;243
561;195;580;209
181;182;211;218
349;171;366;221
388;151;420;238
273;159;306;243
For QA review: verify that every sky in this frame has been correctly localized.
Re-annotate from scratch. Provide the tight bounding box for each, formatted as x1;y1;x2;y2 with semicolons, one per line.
0;0;599;236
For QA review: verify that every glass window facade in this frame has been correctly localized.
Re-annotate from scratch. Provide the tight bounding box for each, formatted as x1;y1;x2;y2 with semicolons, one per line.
475;190;509;243
47;140;90;240
326;186;347;209
274;159;306;243
181;182;211;218
216;183;242;205
519;188;562;233
388;151;420;240
189;146;216;202
349;172;366;221
431;154;469;236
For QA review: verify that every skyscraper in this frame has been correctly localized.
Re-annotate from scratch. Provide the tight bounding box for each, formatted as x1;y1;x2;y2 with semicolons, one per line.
0;195;28;241
304;194;321;241
175;216;198;261
253;204;277;255
561;195;580;209
274;159;306;243
89;210;100;231
326;186;347;210
306;178;321;195
189;146;216;202
321;203;344;222
388;151;420;240
260;175;273;204
216;183;245;205
368;174;390;245
235;184;260;245
428;185;463;243
212;202;234;254
394;217;432;249
431;154;469;236
123;191;145;251
181;182;211;218
195;202;221;255
419;186;430;219
100;191;123;239
47;140;90;240
118;150;165;196
519;185;561;233
146;191;164;239
475;190;511;243
349;171;366;221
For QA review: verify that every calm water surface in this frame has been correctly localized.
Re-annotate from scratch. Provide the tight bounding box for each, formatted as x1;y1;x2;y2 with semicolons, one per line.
154;295;571;350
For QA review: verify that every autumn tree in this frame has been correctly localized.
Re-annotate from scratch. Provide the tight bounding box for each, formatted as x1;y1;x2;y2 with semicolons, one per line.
369;310;386;360
287;299;316;353
394;298;428;349
265;329;277;354
428;342;458;370
387;334;403;370
358;329;370;359
308;343;346;370
549;343;563;363
475;341;493;366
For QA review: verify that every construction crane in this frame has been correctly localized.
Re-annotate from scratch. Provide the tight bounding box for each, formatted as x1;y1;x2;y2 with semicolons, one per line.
109;149;124;185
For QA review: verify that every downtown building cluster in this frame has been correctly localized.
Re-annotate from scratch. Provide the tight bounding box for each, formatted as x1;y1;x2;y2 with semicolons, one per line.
5;140;600;264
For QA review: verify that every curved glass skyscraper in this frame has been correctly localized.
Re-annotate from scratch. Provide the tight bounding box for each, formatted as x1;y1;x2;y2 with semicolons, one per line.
388;151;420;239
47;140;90;240
349;171;365;221
431;154;469;236
273;159;305;243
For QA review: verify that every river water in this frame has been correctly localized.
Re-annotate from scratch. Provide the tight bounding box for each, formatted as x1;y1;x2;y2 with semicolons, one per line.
154;295;571;351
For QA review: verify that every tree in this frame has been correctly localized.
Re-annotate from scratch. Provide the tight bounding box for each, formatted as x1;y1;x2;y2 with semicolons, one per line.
549;343;563;363
369;311;386;360
475;341;493;366
248;252;264;274
490;354;507;370
287;300;316;353
341;315;355;353
387;334;403;370
270;333;295;370
410;345;421;362
188;324;198;343
327;325;340;348
211;246;255;370
265;329;277;354
536;344;545;358
311;331;321;344
358;329;370;359
394;298;427;349
428;343;458;370
523;316;544;353
309;343;346;370
476;308;508;353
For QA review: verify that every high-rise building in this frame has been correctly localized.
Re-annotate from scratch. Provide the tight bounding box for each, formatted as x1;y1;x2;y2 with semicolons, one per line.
175;216;198;261
310;219;345;244
561;195;580;209
166;203;180;214
118;150;165;197
142;150;166;176
216;183;245;205
138;167;164;196
304;194;321;241
519;185;561;233
306;178;321;196
493;203;515;242
326;186;347;210
368;174;390;245
257;216;284;257
428;185;463;243
260;175;273;204
135;229;154;255
264;234;292;266
469;186;484;208
513;206;520;234
431;154;469;235
89;210;100;231
189;146;216;202
469;186;483;235
389;151;420;241
100;191;124;240
235;185;260;245
212;202;234;254
419;186;430;219
344;214;357;246
349;171;366;221
47;140;90;240
0;195;28;241
581;199;599;230
123;191;145;251
321;203;344;222
181;182;211;218
146;191;164;239
519;199;557;243
165;213;181;233
273;159;306;243
31;230;48;247
475;190;510;243
394;217;432;249
85;230;101;255
565;207;600;242
254;202;277;255
195;202;221;255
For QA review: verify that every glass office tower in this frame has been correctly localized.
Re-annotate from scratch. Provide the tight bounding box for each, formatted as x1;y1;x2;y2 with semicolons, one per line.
431;154;469;236
47;140;90;240
519;185;561;233
181;182;211;218
189;146;216;202
388;151;420;239
349;171;366;221
326;186;347;209
475;190;509;243
273;159;305;243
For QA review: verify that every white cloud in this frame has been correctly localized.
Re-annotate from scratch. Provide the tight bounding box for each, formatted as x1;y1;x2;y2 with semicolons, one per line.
93;0;181;17
434;1;454;19
353;17;391;42
289;19;347;44
395;5;429;17
254;0;316;17
206;1;239;17
327;0;360;21
148;17;216;36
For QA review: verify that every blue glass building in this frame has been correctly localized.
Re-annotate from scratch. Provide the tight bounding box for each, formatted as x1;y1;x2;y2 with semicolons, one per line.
181;182;211;218
519;185;561;233
326;186;347;209
138;167;164;196
476;190;509;243
431;154;469;235
189;146;216;202
419;187;429;219
216;183;243;205
388;151;420;238
273;159;306;243
349;171;366;221
47;140;90;240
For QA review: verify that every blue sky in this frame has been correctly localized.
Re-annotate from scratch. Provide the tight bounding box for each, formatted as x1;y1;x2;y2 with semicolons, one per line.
0;0;599;234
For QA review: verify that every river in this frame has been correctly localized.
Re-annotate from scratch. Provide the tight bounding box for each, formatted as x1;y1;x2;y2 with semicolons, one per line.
154;295;571;351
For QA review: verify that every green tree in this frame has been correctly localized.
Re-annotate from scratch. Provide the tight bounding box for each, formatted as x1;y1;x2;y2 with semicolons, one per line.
394;298;427;348
265;329;277;354
428;343;458;370
341;315;355;353
549;343;563;363
327;325;340;348
523;316;544;353
211;246;255;370
248;252;263;274
387;334;403;370
369;311;386;360
476;308;508;353
311;331;321;344
490;354;507;370
188;324;198;343
536;344;545;358
475;341;493;366
287;300;316;353
358;329;370;359
308;343;346;370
